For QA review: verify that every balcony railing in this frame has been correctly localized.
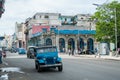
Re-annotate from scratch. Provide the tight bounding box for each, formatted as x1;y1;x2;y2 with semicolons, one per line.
59;25;93;30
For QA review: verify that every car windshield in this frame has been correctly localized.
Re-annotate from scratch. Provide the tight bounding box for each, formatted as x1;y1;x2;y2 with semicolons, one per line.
37;47;57;53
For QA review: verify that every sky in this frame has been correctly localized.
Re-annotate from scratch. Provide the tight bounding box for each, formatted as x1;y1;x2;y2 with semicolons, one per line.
0;0;117;36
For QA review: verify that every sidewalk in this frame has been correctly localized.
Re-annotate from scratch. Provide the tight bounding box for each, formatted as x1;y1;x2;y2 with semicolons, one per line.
76;54;120;60
59;53;120;61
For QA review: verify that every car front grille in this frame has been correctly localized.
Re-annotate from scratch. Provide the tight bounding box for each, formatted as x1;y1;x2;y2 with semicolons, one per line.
46;57;55;64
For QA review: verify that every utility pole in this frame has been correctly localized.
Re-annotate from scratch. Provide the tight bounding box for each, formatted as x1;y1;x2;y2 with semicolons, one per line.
114;8;118;57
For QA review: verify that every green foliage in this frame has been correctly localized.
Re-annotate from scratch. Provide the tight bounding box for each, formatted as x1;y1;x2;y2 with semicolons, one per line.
93;1;120;43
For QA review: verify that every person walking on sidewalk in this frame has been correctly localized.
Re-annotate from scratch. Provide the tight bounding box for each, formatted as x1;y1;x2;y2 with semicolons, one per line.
117;48;120;55
2;49;6;58
94;48;98;58
68;48;71;56
0;48;3;64
72;48;74;55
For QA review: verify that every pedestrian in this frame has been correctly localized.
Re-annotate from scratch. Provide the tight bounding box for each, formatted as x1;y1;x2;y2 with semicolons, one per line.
75;49;78;55
0;48;3;64
83;48;86;54
72;48;74;55
78;49;81;55
2;49;6;58
68;48;71;56
63;48;65;53
117;48;120;55
94;48;98;58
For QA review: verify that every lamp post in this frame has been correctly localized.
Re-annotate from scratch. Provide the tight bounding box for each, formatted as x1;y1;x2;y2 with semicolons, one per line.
114;8;118;57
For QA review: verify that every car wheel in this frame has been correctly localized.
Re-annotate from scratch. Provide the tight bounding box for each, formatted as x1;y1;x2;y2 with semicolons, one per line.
35;62;38;69
37;65;42;72
58;64;63;72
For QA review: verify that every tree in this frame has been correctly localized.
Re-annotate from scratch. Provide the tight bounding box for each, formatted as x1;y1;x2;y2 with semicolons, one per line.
93;1;120;43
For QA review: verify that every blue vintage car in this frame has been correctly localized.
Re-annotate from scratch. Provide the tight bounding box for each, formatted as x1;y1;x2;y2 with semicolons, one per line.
35;46;63;72
18;48;26;54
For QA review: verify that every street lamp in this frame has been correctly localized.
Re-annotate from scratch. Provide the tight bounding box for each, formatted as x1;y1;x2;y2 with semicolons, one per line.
114;8;118;57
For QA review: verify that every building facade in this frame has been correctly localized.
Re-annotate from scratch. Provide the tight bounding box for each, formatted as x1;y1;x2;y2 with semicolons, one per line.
0;36;4;47
15;22;26;48
24;13;96;54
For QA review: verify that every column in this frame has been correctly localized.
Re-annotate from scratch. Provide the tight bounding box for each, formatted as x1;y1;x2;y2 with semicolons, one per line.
65;38;68;53
53;35;56;46
56;35;59;52
84;39;87;51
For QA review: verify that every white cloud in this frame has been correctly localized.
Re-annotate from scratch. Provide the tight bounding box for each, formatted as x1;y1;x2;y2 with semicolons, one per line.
0;0;115;35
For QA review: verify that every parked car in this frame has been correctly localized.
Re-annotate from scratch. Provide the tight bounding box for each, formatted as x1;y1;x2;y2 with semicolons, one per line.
35;46;63;72
18;48;26;54
27;46;38;59
2;47;9;51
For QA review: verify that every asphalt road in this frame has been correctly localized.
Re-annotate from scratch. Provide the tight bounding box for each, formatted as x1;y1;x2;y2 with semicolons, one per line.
1;52;120;80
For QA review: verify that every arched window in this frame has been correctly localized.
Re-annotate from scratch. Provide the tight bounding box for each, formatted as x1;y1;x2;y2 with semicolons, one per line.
87;38;94;50
59;38;65;52
79;38;84;50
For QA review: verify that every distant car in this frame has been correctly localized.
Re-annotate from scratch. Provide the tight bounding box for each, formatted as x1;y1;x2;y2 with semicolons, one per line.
18;48;26;54
2;47;9;51
27;46;37;59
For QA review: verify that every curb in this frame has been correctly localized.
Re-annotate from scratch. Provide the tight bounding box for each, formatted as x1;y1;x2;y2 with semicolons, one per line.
59;54;120;61
77;55;120;61
101;57;120;61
